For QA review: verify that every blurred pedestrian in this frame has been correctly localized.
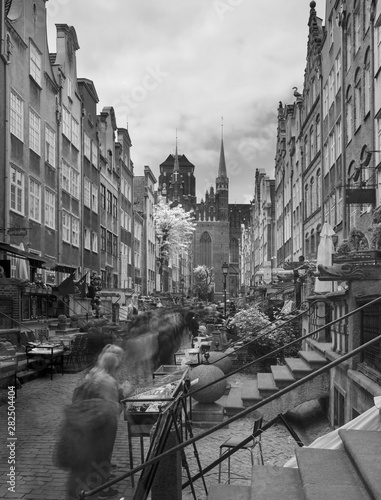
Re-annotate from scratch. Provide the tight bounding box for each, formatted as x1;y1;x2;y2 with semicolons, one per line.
55;353;123;499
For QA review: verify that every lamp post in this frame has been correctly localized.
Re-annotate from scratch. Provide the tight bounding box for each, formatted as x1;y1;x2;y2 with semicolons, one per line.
222;261;229;318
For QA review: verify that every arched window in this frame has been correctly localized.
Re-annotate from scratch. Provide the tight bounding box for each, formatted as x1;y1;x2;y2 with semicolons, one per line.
354;68;361;130
310;124;315;160
230;238;239;263
305;233;310;257
346;17;352;70
200;232;212;268
305;184;309;218
346;86;353;142
364;50;371;115
310;177;315;213
316;169;322;208
316;115;320;153
311;229;315;256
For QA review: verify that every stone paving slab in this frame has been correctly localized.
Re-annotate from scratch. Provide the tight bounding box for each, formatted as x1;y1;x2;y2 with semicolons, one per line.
0;368;331;500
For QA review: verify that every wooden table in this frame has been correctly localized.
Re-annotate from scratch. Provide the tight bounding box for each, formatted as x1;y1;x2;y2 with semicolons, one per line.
26;343;64;380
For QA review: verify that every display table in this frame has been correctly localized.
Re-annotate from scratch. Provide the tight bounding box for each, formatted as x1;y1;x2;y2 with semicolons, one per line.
123;367;189;487
26;343;64;380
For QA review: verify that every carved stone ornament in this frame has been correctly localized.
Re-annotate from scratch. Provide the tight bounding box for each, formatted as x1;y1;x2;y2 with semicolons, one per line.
318;263;381;281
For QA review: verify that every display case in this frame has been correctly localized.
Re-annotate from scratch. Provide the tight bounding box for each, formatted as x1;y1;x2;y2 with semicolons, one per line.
123;366;189;426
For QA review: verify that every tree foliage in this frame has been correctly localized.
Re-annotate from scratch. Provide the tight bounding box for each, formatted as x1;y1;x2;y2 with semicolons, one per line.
193;265;214;299
154;197;196;268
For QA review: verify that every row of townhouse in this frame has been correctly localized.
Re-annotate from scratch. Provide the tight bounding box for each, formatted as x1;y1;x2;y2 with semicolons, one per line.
0;0;160;323
240;0;381;426
243;0;381;289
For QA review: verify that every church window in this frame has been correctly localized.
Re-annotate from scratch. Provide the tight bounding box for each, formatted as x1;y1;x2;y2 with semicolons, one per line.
200;232;212;268
230;238;239;263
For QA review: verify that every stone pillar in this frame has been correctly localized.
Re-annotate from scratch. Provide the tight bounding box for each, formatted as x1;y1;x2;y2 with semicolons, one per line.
151;429;182;500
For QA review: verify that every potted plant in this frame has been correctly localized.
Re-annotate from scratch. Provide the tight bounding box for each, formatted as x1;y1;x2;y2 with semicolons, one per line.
57;314;67;331
70;314;79;328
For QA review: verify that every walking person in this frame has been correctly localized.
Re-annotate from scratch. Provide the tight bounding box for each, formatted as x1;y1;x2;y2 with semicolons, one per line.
54;353;123;499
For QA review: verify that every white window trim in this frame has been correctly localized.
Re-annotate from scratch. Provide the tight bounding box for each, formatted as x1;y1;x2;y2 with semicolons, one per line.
45;188;56;230
29;178;41;223
30;42;42;86
29;107;41;155
45;124;56;168
10;166;24;215
10;90;24;141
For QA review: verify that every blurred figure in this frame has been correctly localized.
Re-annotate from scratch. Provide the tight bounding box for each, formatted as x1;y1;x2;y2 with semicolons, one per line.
58;353;123;499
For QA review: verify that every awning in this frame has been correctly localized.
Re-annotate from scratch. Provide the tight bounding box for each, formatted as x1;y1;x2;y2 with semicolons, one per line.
0;242;46;268
51;263;77;273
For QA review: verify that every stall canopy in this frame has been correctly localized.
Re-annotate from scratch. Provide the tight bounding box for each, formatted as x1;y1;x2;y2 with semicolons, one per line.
0;242;46;268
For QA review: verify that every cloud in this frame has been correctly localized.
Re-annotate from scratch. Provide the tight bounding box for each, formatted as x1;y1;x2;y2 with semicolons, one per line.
46;0;325;202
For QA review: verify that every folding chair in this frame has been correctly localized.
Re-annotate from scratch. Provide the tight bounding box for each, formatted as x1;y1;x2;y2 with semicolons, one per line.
218;410;264;484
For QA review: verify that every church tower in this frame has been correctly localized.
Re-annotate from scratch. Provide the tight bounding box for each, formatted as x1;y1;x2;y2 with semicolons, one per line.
216;129;229;221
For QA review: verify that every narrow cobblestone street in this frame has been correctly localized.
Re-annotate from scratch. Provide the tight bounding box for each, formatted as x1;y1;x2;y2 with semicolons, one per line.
0;365;331;500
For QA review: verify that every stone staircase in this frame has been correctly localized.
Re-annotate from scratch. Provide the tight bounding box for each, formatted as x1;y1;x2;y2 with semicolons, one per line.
225;349;330;421
208;429;381;499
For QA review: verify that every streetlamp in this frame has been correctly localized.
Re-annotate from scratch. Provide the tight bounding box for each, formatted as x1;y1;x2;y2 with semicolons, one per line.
222;261;229;318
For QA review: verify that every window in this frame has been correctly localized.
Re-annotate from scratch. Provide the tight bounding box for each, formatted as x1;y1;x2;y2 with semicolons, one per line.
92;232;98;253
230;238;239;263
316;169;322;208
377;26;381;71
71;169;79;200
113;234;118;257
354;8;361;54
337;187;343;225
84;133;91;159
71;118;80;149
328;69;335;108
84;178;91;207
364;51;371;116
84;228;91;250
329;132;336;166
67;76;72;99
101;227;106;251
10;90;23;140
29;108;41;154
62;106;70;139
336;120;342;158
45;125;55;167
29;178;41;222
354;70;361;130
310;125;315;161
200;232;212;267
304;135;309;166
323;82;329;117
107;231;113;254
92;185;98;213
45;189;56;229
346;19;352;70
72;216;80;247
346;86;353;142
61;161;71;193
310;178;315;213
30;43;41;86
62;211;71;243
91;142;98;166
112;195;118;218
316;115;320;153
107;190;112;214
335;50;341;94
100;184;106;209
376;118;381;167
305;184;309;218
10;166;24;214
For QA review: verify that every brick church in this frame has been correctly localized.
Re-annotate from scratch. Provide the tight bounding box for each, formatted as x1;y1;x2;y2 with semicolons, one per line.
158;137;251;301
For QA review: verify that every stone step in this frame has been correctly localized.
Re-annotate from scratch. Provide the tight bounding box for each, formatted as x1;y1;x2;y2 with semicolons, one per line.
224;386;245;416
207;484;250;500
296;448;372;500
284;357;312;379
298;350;328;370
270;365;295;388
249;465;304;500
339;429;381;500
257;373;278;397
241;379;261;408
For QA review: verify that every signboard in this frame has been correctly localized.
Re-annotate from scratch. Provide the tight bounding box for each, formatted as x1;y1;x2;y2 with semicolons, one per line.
345;188;376;205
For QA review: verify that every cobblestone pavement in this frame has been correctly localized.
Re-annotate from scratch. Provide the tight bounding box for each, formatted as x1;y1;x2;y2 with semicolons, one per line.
0;367;331;500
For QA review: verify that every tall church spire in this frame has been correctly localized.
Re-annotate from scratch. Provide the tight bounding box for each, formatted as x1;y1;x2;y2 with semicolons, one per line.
218;117;227;178
174;129;180;172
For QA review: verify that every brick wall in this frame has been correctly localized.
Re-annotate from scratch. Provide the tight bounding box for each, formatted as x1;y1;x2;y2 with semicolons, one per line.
0;279;21;327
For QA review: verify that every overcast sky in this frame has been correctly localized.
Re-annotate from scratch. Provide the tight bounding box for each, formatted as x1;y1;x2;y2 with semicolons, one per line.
46;0;326;204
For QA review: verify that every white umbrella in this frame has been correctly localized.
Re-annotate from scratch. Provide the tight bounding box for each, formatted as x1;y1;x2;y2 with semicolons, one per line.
315;222;337;293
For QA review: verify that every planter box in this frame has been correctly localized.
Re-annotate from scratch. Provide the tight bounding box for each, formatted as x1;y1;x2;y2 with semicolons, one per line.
333;250;381;265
